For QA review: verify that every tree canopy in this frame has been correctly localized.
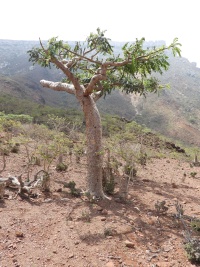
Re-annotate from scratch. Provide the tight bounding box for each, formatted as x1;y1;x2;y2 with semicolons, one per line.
28;28;181;99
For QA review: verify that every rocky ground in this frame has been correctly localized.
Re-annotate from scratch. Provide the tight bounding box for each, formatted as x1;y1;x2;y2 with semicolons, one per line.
1;149;200;267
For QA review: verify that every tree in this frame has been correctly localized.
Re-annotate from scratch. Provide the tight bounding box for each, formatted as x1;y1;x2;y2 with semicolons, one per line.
28;28;181;198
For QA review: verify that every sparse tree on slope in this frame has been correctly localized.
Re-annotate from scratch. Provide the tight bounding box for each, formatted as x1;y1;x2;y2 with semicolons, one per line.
28;28;181;198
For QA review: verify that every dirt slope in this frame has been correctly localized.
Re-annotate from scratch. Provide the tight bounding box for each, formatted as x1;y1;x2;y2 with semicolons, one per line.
1;149;200;267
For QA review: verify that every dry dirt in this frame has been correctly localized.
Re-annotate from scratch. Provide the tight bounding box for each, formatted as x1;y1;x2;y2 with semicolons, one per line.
1;149;200;267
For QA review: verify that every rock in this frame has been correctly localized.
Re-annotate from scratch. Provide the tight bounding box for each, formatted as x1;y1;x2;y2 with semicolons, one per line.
124;240;135;248
15;232;24;238
60;198;70;201
43;198;52;203
101;217;107;221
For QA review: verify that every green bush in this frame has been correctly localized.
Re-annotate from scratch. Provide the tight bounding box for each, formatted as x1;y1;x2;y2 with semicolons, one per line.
0;113;33;124
64;181;80;197
124;164;137;177
191;220;200;231
185;239;200;262
56;162;68;172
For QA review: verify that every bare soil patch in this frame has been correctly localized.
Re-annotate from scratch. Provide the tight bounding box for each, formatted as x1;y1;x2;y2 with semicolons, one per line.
1;149;200;267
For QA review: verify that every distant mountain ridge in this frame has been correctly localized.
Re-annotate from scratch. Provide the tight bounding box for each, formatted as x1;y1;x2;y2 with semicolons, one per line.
1;39;200;146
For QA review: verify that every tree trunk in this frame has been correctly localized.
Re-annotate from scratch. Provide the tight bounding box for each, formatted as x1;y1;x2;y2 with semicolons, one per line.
39;80;106;198
82;95;104;198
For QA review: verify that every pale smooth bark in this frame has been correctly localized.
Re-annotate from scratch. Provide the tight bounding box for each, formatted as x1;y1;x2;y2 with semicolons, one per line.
82;95;104;197
40;80;105;198
40;80;75;94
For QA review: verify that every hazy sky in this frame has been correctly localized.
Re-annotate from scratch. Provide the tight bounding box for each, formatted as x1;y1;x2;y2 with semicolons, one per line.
1;0;199;66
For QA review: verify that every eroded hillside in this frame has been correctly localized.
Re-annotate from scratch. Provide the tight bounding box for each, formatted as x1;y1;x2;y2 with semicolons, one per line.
1;39;200;145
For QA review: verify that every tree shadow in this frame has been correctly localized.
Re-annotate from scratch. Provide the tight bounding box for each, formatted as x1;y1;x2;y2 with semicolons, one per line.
67;173;200;262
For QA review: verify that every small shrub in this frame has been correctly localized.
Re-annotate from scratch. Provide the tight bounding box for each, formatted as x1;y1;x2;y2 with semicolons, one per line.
64;181;80;197
31;156;41;166
174;200;184;218
191;220;200;231
155;200;168;214
185;239;200;262
34;170;50;192
102;167;115;195
104;228;113;237
74;142;85;163
10;143;20;153
138;152;147;166
104;179;115;195
41;172;50;192
56;162;68;172
124;164;137;177
80;211;91;222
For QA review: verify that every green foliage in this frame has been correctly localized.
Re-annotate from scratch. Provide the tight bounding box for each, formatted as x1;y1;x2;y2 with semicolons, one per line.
64;181;80;197
102;167;115;195
0;94;83;126
34;170;51;192
185;239;200;262
74;141;85;163
102;115;124;137
0;112;33;124
115;37;181;96
28;28;181;97
155;200;168;214
191;219;200;231
56;162;68;172
17;123;72;174
103;179;115;195
0;117;22;135
190;172;197;178
124;163;137;176
87;28;113;55
30;156;41;166
47;114;68;131
80;210;91;223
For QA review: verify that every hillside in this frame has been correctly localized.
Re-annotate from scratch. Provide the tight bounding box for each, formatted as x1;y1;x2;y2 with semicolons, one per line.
130;55;200;146
1;39;200;145
1;115;200;267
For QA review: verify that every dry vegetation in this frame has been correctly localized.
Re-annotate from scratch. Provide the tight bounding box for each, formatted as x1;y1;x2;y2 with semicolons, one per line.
1;115;200;267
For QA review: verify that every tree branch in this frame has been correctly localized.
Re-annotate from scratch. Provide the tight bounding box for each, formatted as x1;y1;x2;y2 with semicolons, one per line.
38;39;81;90
40;80;75;94
92;91;103;102
84;74;106;96
62;46;102;65
104;59;130;68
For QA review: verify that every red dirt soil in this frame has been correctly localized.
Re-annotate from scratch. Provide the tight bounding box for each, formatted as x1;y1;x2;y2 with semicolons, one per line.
1;150;200;267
